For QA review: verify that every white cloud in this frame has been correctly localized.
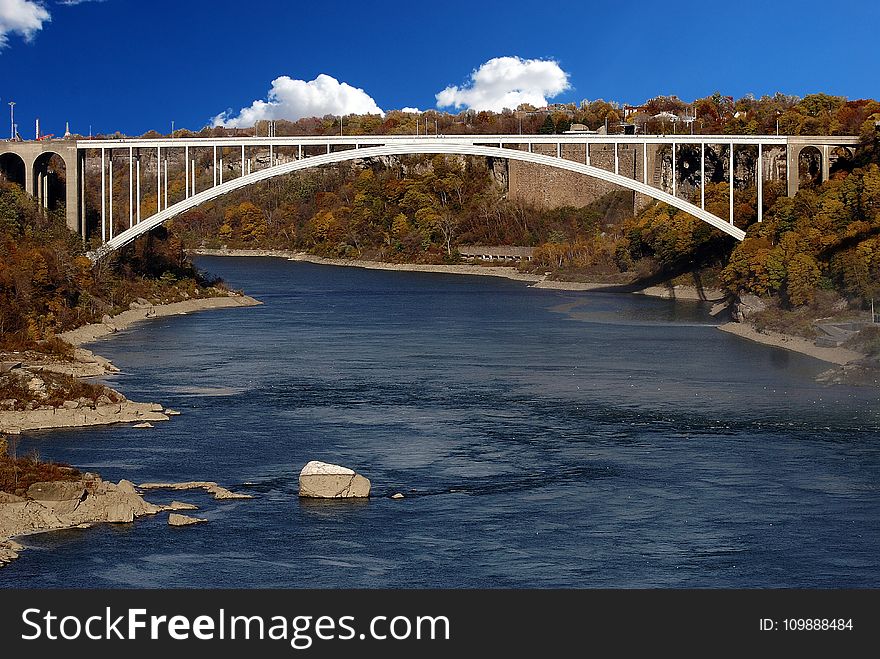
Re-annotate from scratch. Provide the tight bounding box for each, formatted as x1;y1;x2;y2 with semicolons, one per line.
399;107;422;114
213;74;384;127
0;0;50;48
435;56;570;112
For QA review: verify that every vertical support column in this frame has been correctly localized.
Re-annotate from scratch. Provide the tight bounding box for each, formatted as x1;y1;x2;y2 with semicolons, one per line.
213;145;218;186
185;145;190;198
614;143;619;175
700;142;705;210
671;142;676;198
585;142;590;165
241;144;246;176
528;143;532;154
298;144;302;160
164;159;168;210
191;160;195;194
80;151;86;240
109;154;113;240
271;143;275;164
821;145;831;184
156;146;161;214
65;151;80;234
642;142;647;185
758;143;763;223
42;174;47;209
128;146;133;228
136;156;141;224
729;142;734;225
219;158;224;184
326;144;330;155
786;143;800;197
556;142;561;159
100;147;106;243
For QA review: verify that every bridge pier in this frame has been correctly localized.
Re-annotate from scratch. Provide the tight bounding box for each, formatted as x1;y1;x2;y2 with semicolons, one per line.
786;138;841;197
0;140;81;234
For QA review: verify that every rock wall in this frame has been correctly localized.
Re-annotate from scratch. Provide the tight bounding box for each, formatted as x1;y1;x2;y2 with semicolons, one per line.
503;142;789;213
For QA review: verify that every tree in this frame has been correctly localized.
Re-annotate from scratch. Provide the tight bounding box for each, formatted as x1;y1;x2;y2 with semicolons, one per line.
538;115;555;134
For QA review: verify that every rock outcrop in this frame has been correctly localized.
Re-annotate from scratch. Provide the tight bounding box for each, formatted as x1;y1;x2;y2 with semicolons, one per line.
0;477;175;567
298;461;371;498
166;501;199;511
0;477;209;567
0;539;24;566
0;401;169;434
168;513;207;526
732;293;768;323
139;481;253;500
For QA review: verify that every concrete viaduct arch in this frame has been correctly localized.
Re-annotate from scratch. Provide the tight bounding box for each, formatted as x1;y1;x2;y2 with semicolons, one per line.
785;137;857;196
0;140;81;233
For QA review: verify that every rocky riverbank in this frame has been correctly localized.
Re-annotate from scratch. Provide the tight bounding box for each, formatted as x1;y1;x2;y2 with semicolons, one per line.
0;475;253;567
58;293;263;347
0;293;261;434
0;476;198;567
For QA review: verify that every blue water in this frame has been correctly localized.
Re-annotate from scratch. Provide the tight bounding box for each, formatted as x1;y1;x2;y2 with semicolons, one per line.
3;256;879;588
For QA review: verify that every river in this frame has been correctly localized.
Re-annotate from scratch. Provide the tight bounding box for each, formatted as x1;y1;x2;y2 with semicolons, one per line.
2;256;878;588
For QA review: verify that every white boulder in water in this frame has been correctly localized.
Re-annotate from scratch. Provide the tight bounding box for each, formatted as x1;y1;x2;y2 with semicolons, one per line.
298;461;371;499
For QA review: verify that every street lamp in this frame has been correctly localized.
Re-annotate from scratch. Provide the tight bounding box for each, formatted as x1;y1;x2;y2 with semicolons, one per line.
8;102;15;140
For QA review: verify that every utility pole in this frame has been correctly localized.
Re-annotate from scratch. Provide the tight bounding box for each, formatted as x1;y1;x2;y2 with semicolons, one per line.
8;102;15;140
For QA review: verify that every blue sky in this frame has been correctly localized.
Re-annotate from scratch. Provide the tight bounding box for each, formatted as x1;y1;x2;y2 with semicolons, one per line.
0;0;877;136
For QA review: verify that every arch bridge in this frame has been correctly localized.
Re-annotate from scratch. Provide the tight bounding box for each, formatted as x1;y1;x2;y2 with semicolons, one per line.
0;133;861;261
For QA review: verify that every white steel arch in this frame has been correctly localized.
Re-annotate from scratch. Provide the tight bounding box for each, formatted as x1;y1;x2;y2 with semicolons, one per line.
90;141;745;261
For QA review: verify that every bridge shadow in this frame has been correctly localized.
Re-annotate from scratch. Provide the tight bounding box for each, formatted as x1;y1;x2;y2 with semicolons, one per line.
587;267;730;305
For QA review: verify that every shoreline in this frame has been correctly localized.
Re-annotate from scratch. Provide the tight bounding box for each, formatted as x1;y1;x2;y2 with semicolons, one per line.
194;248;863;366
717;322;863;366
193;248;726;302
0;293;262;435
58;293;263;347
0;477;250;568
0;296;266;567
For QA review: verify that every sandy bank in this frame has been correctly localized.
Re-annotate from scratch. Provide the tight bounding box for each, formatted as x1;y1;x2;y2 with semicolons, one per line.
718;322;863;365
59;293;263;347
195;248;543;282
530;279;726;301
